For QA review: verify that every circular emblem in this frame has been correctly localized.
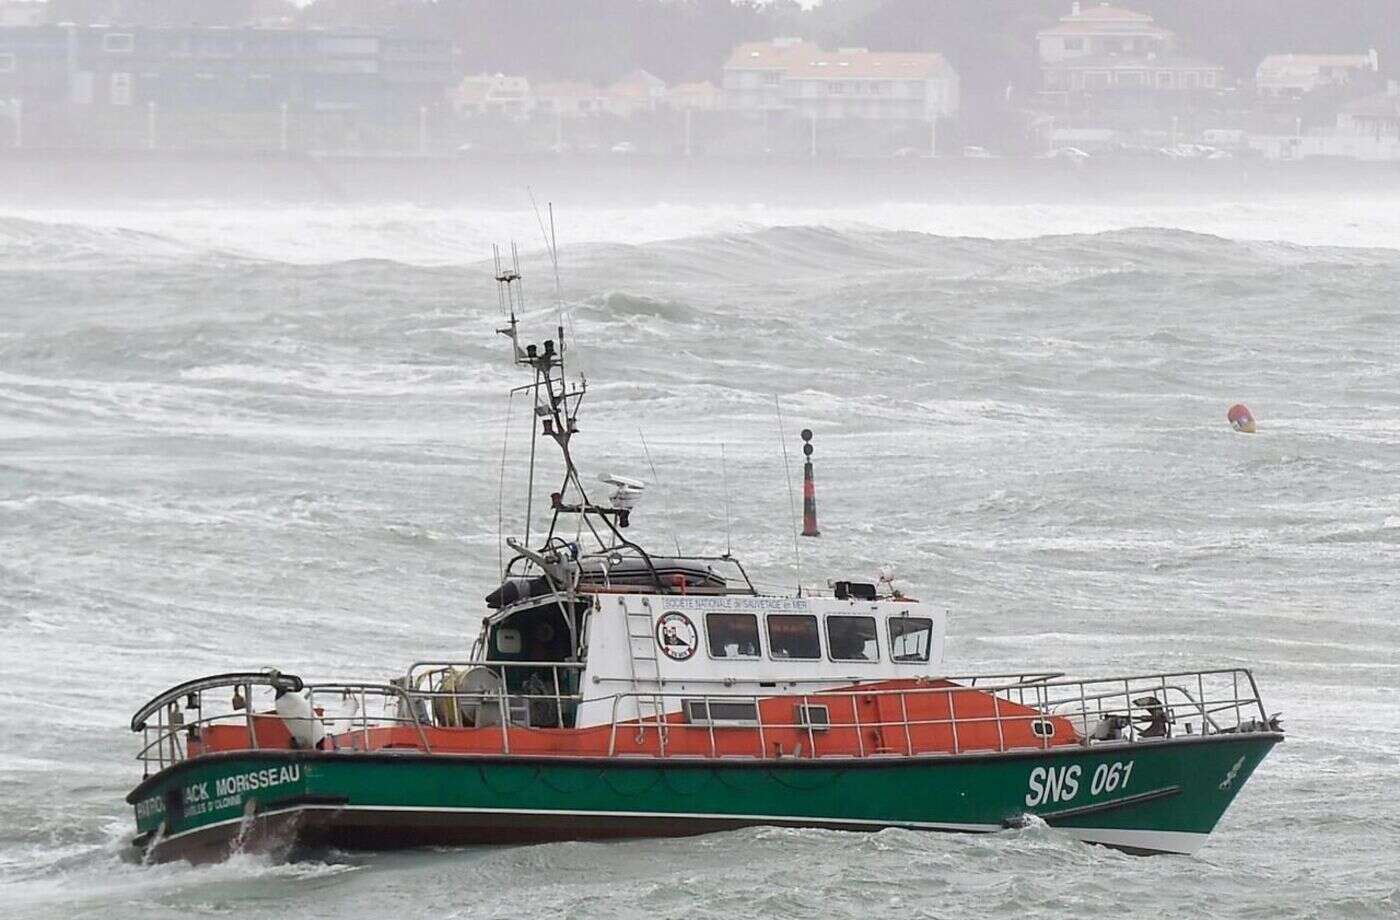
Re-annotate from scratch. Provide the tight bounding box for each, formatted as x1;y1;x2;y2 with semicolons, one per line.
655;611;698;661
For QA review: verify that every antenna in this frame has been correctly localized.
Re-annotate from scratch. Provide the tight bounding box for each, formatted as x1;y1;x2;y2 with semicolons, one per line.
549;202;562;305
775;395;803;596
639;429;682;556
527;187;563;309
721;442;733;557
527;191;580;389
496;391;515;580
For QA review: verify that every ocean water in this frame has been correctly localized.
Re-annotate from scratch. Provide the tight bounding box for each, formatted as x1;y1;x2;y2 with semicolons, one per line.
0;194;1397;919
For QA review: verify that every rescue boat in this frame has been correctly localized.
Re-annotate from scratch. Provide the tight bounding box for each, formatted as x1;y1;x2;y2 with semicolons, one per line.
125;253;1282;864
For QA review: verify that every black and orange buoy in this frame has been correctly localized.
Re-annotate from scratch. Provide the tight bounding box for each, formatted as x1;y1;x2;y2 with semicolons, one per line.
1227;403;1257;434
801;429;820;537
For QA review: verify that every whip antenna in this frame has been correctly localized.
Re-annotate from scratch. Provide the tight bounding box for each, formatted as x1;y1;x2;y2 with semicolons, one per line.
775;395;803;596
721;442;733;557
639;429;682;556
527;187;563;311
497;391;515;580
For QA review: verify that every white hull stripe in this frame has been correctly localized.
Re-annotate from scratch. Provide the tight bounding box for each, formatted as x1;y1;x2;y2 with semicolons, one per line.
150;804;1204;854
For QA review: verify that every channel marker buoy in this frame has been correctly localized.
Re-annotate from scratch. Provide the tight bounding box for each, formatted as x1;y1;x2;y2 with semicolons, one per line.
1227;404;1256;434
801;429;820;537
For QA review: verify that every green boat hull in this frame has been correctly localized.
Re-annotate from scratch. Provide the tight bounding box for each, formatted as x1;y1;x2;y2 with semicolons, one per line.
128;733;1280;863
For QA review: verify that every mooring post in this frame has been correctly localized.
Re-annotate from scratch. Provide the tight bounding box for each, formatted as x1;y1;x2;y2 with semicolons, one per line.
801;428;820;537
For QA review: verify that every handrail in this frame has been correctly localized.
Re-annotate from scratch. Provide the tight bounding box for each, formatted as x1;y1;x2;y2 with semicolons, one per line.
132;667;1274;771
586;669;1069;687
129;670;303;732
405;659;586;686
305;682;434;754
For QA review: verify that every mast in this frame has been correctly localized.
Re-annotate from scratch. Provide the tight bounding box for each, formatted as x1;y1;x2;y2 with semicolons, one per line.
493;248;652;571
488;241;757;608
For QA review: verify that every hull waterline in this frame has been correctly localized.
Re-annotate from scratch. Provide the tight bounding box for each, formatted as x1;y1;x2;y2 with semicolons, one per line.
129;732;1280;864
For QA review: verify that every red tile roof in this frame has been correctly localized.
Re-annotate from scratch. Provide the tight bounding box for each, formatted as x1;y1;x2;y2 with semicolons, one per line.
724;40;822;71
1040;3;1170;36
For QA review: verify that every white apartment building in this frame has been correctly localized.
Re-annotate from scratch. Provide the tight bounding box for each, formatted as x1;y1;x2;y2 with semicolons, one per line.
723;39;959;120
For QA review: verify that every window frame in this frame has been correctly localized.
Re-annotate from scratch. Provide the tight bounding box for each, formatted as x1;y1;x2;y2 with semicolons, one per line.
764;612;823;661
823;613;881;663
704;611;763;661
794;702;831;731
683;698;760;727
887;614;935;664
102;32;135;54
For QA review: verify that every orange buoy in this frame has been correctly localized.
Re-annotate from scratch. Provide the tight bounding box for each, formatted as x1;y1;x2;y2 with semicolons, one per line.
1227;403;1256;433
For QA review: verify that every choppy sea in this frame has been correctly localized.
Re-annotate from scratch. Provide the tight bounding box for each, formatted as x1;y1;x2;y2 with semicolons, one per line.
0;192;1397;919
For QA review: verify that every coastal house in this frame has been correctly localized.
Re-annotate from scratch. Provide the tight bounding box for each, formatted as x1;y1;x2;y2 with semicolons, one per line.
1255;51;1380;97
723;39;959;121
533;81;605;119
1248;82;1400;161
667;81;720;111
602;68;666;117
452;73;533;119
1336;82;1400;140
722;37;816;112
1037;2;1224;95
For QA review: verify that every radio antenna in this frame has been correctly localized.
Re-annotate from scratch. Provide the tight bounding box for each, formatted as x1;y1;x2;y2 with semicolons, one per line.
775;395;803;596
527;187;563;310
497;391;515;580
721;442;733;558
639;429;682;556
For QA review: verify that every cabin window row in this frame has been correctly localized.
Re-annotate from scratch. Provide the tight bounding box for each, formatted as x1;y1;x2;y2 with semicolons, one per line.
704;612;932;663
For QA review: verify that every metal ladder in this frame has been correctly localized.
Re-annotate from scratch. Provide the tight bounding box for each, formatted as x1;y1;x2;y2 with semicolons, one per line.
622;597;667;752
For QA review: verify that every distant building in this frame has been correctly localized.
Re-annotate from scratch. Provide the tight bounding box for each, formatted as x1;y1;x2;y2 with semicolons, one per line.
723;37;815;112
453;73;533;119
0;1;45;27
533;80;604;119
603;68;665;117
723;39;959;120
0;24;454;112
1247;82;1400;161
1337;81;1400;139
668;81;720;111
1037;2;1223;94
1255;51;1379;97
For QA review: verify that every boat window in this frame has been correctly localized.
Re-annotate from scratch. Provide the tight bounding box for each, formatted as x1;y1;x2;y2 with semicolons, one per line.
795;702;830;731
706;613;761;658
889;616;934;663
767;614;821;660
683;699;760;725
826;615;879;661
495;628;521;655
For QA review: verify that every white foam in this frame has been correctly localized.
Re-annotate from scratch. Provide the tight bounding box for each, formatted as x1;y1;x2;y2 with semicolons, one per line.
4;197;1400;267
